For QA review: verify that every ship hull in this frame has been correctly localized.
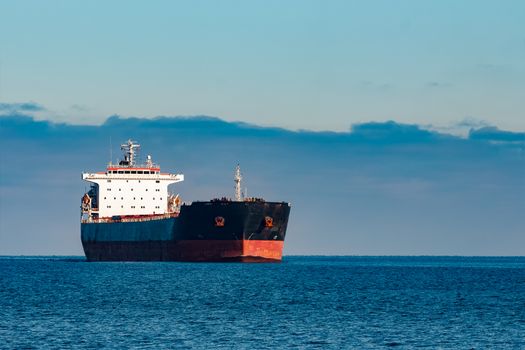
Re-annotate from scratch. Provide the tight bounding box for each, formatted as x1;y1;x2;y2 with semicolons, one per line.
81;201;290;262
82;240;283;262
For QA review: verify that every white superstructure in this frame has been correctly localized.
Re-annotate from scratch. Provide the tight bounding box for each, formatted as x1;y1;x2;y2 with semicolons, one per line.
81;140;184;219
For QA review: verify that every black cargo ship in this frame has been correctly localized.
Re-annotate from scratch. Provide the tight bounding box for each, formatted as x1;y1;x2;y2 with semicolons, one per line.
80;140;291;262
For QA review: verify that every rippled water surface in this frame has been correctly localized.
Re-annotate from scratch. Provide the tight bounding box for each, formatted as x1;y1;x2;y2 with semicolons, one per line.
1;256;524;349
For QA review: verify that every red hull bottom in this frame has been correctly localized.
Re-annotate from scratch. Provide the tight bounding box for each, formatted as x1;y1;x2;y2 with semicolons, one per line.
178;240;284;262
82;240;284;262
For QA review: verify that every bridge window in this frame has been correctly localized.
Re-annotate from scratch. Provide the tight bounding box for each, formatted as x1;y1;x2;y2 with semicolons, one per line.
125;171;130;174
138;171;143;174
131;171;137;174
118;171;123;174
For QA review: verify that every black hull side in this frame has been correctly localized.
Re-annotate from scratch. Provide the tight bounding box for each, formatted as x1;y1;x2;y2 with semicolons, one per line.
174;201;290;241
81;201;290;261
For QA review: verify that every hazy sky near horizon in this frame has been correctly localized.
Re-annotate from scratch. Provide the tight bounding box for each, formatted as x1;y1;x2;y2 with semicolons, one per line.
1;113;524;256
1;0;524;131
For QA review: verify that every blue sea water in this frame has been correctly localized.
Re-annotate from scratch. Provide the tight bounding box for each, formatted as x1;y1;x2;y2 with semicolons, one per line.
0;256;524;349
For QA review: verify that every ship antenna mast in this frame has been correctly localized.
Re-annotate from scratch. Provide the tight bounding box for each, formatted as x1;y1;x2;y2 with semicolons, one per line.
234;164;242;201
121;139;140;166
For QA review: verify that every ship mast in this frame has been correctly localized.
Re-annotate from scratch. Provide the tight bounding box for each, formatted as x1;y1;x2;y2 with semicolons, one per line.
120;139;140;166
234;165;242;201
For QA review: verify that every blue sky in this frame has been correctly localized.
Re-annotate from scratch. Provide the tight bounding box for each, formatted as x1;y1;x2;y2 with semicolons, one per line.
1;0;524;130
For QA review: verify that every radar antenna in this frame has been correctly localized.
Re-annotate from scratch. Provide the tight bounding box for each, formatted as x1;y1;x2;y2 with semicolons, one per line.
120;139;140;166
234;165;242;201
